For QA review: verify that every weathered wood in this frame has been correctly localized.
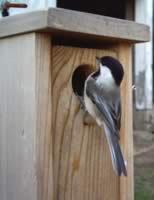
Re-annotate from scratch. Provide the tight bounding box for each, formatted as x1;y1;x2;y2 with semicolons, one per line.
0;10;48;38
0;33;53;200
52;45;133;200
0;8;150;43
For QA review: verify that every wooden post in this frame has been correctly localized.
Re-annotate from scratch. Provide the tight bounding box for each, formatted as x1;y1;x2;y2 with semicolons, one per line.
0;33;53;200
0;8;149;200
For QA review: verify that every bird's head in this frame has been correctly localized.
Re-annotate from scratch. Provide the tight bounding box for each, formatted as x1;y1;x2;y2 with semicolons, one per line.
96;56;124;86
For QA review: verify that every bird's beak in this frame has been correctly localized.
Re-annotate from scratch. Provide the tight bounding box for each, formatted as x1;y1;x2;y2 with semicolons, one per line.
96;56;101;69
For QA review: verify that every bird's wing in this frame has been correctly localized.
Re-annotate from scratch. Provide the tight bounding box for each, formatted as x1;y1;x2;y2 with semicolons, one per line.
111;96;121;132
86;77;127;176
116;97;121;130
86;77;119;137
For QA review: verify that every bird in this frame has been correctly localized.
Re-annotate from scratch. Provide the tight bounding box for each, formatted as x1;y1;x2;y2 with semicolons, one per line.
84;56;127;176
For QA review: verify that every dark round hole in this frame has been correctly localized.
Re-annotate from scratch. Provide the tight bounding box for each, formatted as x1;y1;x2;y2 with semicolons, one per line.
72;64;94;97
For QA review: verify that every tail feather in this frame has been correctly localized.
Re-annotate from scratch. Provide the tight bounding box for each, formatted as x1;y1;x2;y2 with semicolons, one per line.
116;142;127;176
103;124;127;176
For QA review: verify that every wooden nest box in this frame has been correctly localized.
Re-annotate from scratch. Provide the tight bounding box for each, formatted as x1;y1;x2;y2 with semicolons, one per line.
0;8;149;200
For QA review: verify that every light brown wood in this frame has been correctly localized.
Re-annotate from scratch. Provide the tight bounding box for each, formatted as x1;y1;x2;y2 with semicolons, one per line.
52;45;133;200
47;8;149;43
0;28;134;200
0;8;150;43
118;44;134;200
35;33;53;200
0;33;53;200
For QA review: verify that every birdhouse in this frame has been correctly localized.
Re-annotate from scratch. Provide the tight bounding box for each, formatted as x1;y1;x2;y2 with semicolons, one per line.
0;8;149;200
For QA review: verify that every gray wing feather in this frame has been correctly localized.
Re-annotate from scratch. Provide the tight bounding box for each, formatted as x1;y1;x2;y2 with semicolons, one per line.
115;96;121;131
86;78;127;176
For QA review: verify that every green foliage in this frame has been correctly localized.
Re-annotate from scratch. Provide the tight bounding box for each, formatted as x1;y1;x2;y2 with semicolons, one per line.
135;178;153;200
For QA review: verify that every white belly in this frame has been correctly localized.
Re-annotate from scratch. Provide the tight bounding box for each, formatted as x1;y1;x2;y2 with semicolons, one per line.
84;92;102;126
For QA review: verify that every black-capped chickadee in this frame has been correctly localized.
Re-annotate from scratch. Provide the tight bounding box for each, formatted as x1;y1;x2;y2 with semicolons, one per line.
84;56;127;176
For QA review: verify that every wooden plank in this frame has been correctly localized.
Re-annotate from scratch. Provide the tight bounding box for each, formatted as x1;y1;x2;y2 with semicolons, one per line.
47;8;149;43
0;33;37;200
0;10;48;38
0;33;53;200
0;8;150;43
52;44;133;200
118;44;134;200
35;33;53;200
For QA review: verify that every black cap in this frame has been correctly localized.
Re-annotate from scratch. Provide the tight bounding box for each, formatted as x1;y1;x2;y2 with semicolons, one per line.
99;56;124;86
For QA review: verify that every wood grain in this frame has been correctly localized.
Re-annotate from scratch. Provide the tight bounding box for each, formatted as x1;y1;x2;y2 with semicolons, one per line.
35;33;53;200
0;8;150;43
0;33;53;200
118;44;134;200
47;8;149;43
0;31;133;200
0;10;48;39
52;45;133;200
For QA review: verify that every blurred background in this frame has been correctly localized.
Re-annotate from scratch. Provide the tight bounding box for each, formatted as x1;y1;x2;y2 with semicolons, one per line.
1;0;153;199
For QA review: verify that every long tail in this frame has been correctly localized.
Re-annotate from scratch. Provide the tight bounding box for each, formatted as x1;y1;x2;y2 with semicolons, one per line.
103;124;127;176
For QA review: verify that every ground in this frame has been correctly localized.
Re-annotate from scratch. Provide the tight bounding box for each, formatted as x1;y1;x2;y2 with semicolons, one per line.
134;130;154;200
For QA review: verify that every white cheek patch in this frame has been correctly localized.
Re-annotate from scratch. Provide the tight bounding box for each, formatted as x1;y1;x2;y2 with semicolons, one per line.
96;64;115;90
100;65;113;80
